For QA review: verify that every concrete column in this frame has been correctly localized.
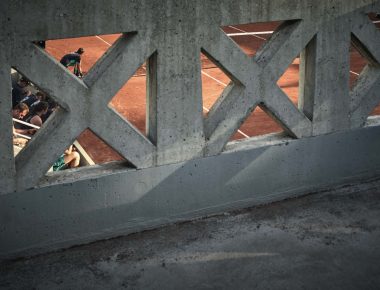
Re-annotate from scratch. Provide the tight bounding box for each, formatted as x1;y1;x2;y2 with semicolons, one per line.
153;37;205;164
12;42;87;190
0;50;16;194
299;36;317;120
147;52;158;146
87;33;156;168
299;17;351;135
349;11;380;128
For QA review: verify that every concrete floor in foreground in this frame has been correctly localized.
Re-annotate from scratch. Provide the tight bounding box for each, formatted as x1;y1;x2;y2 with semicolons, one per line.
1;179;380;290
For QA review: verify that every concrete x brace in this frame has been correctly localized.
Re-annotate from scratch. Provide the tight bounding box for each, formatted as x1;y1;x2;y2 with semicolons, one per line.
350;10;380;126
203;20;315;155
12;33;156;191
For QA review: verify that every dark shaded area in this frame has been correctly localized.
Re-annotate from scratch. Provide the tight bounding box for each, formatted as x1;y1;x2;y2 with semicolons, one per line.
1;179;380;289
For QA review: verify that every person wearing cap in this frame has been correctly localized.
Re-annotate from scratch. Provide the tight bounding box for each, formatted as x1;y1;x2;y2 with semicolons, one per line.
59;48;85;77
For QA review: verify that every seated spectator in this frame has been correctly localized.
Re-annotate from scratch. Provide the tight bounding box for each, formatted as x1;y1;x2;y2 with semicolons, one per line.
12;103;36;136
21;91;46;108
18;90;35;106
53;145;80;171
24;101;49;127
41;99;59;123
12;78;30;107
12;103;29;120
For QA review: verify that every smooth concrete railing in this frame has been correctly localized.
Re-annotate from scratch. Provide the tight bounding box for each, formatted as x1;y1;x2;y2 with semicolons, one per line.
1;0;380;258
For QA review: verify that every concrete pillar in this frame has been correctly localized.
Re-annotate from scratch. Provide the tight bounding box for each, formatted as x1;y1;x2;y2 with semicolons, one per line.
152;36;205;164
0;50;16;194
349;10;380;127
86;33;156;168
299;17;351;135
12;42;87;190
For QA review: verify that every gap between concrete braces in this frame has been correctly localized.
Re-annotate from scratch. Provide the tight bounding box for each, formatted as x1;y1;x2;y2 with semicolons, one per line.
95;35;250;139
95;18;378;139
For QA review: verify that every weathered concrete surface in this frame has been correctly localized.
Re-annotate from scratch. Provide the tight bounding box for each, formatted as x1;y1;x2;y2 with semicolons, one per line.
1;0;379;192
2;125;380;260
1;179;380;290
1;0;380;266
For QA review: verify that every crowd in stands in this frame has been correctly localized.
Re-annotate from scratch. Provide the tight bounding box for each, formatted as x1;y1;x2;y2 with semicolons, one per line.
11;76;79;171
12;77;57;133
10;47;87;171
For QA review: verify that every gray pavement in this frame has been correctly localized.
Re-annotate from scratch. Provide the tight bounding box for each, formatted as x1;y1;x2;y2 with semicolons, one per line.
1;179;380;290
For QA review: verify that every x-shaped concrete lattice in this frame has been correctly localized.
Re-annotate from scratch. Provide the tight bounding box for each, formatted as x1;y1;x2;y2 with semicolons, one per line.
350;11;380;126
13;32;156;189
203;10;380;156
203;20;316;155
6;6;380;192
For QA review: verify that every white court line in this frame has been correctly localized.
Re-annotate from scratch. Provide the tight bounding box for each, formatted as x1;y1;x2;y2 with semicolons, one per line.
200;71;250;138
201;70;228;87
225;28;362;77
201;104;250;139
227;20;379;37
228;26;267;41
350;70;360;76
227;31;273;37
121;31;357;79
95;35;113;46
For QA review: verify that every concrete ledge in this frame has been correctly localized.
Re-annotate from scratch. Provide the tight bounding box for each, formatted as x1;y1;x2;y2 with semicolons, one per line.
2;125;380;259
1;176;380;289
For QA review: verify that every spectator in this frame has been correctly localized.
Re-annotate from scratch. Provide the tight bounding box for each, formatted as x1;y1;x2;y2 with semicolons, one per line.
19;90;35;106
12;103;36;136
12;78;30;107
24;101;49;127
60;48;85;77
53;145;80;171
12;103;29;120
41;99;58;123
21;91;46;108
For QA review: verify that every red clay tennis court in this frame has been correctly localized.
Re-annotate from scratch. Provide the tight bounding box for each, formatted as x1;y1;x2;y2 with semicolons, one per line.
44;17;380;164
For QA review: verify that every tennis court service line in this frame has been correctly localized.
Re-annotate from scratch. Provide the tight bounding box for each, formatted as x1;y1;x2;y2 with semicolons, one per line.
95;35;251;139
350;70;360;76
226;27;362;77
201;105;250;139
201;70;228;87
228;26;267;41
227;31;274;37
95;35;113;46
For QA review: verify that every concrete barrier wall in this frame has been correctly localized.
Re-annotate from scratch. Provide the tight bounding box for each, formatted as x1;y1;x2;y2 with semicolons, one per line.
1;0;380;258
